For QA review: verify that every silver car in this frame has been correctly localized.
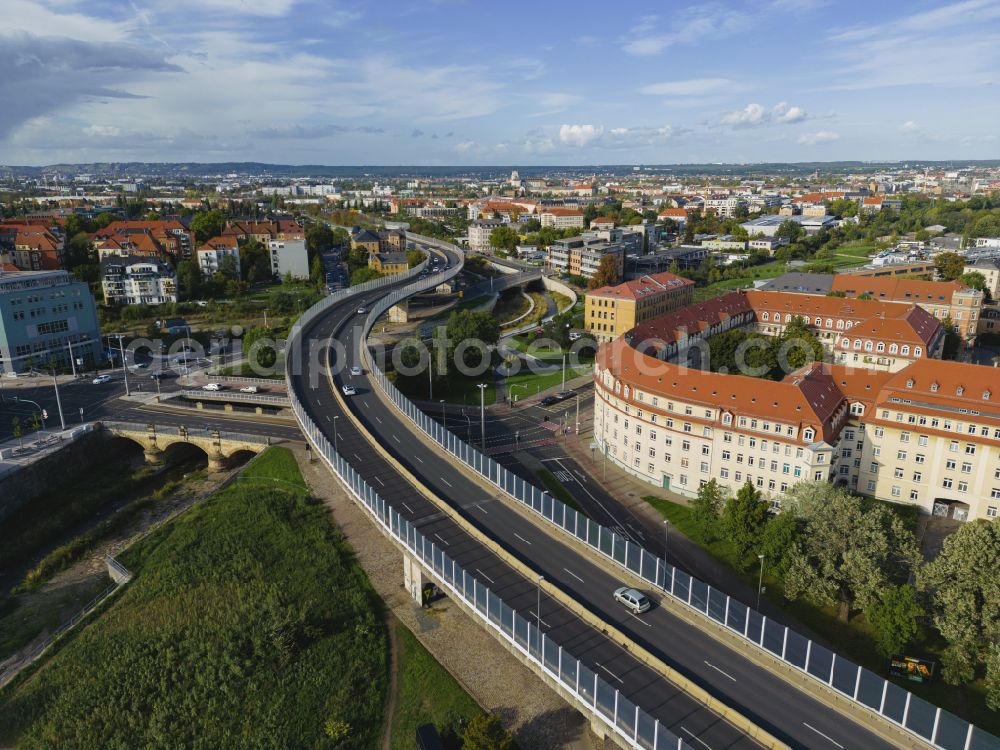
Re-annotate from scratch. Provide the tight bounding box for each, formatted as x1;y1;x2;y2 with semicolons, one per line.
613;587;651;614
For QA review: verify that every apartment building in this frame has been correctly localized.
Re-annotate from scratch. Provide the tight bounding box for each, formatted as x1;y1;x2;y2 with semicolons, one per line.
197;236;241;276
540;207;585;229
94;220;193;261
268;238;309;280
594;337;1000;521
585;271;695;341
369;251;409;275
467;218;506;254
0;223;65;271
101;255;178;306
0;269;101;374
350;228;407;256
703;195;748;218
547;236;624;280
964;258;1000;299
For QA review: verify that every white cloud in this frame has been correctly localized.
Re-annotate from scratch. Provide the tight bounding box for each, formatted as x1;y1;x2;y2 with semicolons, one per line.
797;130;839;145
83;125;122;137
900;120;920;132
559;124;603;147
638;78;734;96
718;101;812;128
623;5;747;56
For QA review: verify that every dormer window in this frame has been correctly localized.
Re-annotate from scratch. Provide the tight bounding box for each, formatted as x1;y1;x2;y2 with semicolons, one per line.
984;390;992;400
762;312;769;321
931;382;939;392
803;428;815;442
906;379;914;388
956;385;964;396
901;346;910;356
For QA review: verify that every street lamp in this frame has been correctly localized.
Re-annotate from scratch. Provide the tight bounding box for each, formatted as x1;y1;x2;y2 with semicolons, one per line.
110;333;131;396
536;574;545;654
333;415;340;455
663;519;670;562
440;399;446;429
13;396;46;430
756;553;766;611
477;383;488;452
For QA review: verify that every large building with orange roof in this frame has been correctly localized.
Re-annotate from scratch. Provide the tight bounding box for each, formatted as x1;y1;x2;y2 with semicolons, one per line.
585;271;695;341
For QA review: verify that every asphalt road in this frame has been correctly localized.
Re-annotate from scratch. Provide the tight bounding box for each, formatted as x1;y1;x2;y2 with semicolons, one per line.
290;245;899;750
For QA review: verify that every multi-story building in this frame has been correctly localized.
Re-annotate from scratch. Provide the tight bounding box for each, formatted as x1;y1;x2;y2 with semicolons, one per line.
964;258;1000;299
268;238;309;280
197;236;241;276
0;223;65;271
585;271;695;342
594;335;1000;521
94;220;193;261
369;251;409;275
703;195;748;218
101;255;179;306
547;236;625;280
0;269;101;374
467;219;506;254
740;214;838;237
540;208;585;229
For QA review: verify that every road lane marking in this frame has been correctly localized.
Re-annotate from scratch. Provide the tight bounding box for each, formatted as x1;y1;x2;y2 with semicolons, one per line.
595;663;623;684
563;567;584;584
474;503;488;514
401;502;414;514
375;416;382;424
374;476;385;487
475;568;494;584
354;453;363;461
392;434;400;443
326;416;331;422
513;532;532;545
703;661;737;682
433;533;450;546
415;456;423;463
440;477;452;487
680;727;713;750
802;723;844;749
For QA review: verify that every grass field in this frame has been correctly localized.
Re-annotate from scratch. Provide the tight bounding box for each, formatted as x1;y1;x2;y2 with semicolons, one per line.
389;622;482;749
535;469;587;515
0;447;390;749
504;364;591;397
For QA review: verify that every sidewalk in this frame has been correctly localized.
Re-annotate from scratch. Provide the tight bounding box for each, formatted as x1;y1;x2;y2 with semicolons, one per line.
0;424;94;478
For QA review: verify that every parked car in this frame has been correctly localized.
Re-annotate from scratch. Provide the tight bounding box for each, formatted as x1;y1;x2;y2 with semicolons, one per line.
342;384;357;396
92;374;113;385
202;383;223;391
613;587;651;614
350;365;362;376
239;385;260;393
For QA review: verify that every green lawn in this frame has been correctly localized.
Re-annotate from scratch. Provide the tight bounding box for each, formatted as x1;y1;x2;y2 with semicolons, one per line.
504;364;591;397
392;371;497;406
0;447;391;749
389;622;482;750
640;495;1000;736
536;469;587;515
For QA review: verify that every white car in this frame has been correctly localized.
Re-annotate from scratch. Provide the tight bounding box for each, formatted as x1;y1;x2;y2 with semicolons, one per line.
341;384;357;396
357;307;366;315
239;385;259;394
350;365;362;376
92;374;113;385
202;383;223;391
613;587;651;614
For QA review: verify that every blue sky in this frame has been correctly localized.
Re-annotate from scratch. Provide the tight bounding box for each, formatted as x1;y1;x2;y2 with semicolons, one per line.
2;0;999;165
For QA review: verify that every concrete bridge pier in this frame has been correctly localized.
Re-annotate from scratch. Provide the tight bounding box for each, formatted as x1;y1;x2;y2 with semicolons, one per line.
207;453;228;472
144;448;165;466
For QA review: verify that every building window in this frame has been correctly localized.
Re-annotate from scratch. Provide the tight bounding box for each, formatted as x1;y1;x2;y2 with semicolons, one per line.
943;478;953;489
913;472;922;483
958;481;969;493
910;490;919;501
988;507;998;518
891;486;901;497
867;480;877;492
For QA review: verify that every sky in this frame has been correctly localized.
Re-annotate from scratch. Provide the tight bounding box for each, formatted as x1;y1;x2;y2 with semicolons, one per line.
2;0;999;166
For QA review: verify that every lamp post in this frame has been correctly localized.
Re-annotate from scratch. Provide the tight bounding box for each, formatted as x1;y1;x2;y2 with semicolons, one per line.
111;334;130;396
50;370;65;430
663;519;670;562
561;354;567;393
536;574;545;654
477;383;488;452
440;399;446;429
13;396;45;430
333;415;340;455
756;553;766;611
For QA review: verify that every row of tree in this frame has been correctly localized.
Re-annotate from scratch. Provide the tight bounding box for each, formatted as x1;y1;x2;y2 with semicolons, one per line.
705;315;825;378
691;479;1000;706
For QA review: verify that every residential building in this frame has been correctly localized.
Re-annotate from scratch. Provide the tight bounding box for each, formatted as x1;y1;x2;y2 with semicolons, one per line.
0;269;101;374
93;220;193;260
964;258;1000;299
0;223;65;271
369;251;409;275
585;271;695;342
590;217;615;230
268;238;309;280
350;228;407;256
540;208;585;229
594;328;1000;520
547;236;625;280
467;218;506;254
101;255;178;306
657;208;688;226
197;236;241;276
703;195;747;218
626;246;707;277
740;214;838;237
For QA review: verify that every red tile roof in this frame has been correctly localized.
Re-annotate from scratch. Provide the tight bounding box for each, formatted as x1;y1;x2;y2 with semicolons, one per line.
588;271;694;301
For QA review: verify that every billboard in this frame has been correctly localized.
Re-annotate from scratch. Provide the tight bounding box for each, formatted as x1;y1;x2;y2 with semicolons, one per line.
890;655;936;684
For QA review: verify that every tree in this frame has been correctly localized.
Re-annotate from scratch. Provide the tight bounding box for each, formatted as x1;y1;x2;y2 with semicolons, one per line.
217;253;239;280
782;483;921;622
446;309;499;371
310;255;325;287
934;251;966;281
775;219;803;243
176;260;202;300
462;712;513;750
690;478;726;542
406;249;425;268
960;271;988;294
305;224;334;258
351;267;382;286
239;239;272;283
489;225;519;254
775;315;824;370
920;519;1000;698
867;584;922;658
190;209;225;243
587;254;620;290
759;509;798;576
721;481;770;567
242;325;277;370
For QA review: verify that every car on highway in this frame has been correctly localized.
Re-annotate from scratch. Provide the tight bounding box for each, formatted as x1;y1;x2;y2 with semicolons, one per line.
613;587;651;614
350;365;362;376
357;306;366;315
150;371;171;381
239;385;260;393
341;384;357;396
92;374;113;385
202;383;224;391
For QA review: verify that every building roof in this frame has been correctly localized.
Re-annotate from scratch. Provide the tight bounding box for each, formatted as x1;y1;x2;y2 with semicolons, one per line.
542;208;583;216
875;359;1000;428
588;271;695;301
375;252;408;264
830;275;976;304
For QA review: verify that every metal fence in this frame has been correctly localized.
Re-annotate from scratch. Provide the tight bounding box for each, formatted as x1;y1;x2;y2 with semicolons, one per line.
101;420;273;446
179;389;290;406
286;241;694;750
361;274;1000;750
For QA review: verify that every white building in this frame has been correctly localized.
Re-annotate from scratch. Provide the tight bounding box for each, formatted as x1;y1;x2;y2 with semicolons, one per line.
268;238;309;279
468;218;505;253
101;256;178;306
197;243;241;276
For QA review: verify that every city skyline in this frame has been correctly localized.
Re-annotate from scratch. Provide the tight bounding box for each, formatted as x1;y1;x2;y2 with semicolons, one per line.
3;0;999;166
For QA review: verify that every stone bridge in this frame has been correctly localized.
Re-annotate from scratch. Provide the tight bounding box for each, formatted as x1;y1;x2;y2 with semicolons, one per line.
99;421;274;471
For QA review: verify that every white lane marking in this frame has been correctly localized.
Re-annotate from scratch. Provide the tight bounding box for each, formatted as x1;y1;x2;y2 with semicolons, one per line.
802;723;844;749
392;434;400;443
354;453;363;461
326;416;331;422
434;533;450;546
475;568;495;584
527;610;550;628
680;727;713;750
375;416;382;424
362;400;369;409
440;477;452;487
627;610;653;628
415;456;424;463
595;663;623;684
401;502;414;514
513;532;532;545
473;503;488;514
374;476;385;487
703;661;737;682
563;567;584;584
